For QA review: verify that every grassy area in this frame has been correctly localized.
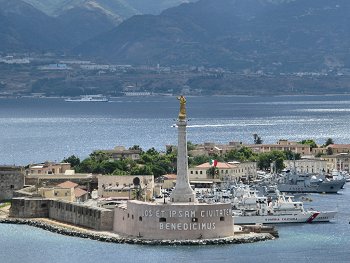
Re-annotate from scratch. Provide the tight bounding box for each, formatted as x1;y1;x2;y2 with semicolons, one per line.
0;202;11;209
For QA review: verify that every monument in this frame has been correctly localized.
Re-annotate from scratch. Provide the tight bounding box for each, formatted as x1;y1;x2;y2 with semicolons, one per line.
113;96;234;240
170;96;196;203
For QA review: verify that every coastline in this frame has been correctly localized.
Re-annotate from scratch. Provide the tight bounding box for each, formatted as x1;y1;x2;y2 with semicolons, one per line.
0;208;275;246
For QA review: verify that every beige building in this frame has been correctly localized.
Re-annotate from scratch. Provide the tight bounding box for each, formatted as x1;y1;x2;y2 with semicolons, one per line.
185;140;311;157
26;162;71;175
95;146;141;161
313;144;350;156
188;141;243;157
246;140;311;155
98;175;154;200
284;158;327;174
161;174;177;189
320;153;350;172
188;161;257;183
38;181;89;202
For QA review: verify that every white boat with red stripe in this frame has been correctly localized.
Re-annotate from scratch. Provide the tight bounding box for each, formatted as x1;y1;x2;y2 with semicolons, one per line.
232;188;337;225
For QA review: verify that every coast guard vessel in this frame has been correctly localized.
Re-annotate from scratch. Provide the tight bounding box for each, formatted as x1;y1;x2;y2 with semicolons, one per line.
232;188;336;225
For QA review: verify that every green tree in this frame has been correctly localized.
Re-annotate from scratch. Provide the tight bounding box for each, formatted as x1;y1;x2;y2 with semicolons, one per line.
130;165;153;175
145;147;159;156
253;134;263;144
112;169;129;175
299;139;317;149
324;138;334;147
129;145;143;153
99;160;120;174
225;147;257;162
257;151;285;172
326;147;333;155
189;155;209;167
284;150;301;160
187;141;196;151
207;166;219;179
89;151;111;162
62;155;80;167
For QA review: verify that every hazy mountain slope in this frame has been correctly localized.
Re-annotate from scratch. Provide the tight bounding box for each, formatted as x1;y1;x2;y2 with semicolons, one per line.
0;0;117;52
0;0;67;52
57;4;117;47
22;0;198;18
75;0;350;71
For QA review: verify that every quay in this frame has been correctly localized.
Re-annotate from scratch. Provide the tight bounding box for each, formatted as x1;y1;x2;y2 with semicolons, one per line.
0;217;276;246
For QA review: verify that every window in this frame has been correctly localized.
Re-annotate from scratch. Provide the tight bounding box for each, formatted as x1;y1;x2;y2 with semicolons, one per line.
220;217;225;221
159;218;166;222
139;216;142;221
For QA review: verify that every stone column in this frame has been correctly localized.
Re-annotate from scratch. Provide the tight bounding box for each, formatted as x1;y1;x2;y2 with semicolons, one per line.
170;119;196;203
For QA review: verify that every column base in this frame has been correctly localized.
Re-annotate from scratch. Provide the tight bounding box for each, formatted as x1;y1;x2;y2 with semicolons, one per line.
170;191;196;203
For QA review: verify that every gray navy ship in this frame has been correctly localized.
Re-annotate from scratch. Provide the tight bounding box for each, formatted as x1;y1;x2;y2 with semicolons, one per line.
277;171;344;193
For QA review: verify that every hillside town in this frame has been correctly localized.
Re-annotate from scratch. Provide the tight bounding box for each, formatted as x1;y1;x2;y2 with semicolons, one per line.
2;138;349;203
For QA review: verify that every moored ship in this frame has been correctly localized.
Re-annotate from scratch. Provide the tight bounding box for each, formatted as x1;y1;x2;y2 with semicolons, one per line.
232;188;336;225
276;171;344;193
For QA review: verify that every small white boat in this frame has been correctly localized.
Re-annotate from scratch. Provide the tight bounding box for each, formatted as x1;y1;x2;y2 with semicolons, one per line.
65;95;109;102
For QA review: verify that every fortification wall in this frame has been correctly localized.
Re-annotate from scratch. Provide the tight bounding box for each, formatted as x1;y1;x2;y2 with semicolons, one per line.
10;198;113;231
49;201;113;231
0;166;25;200
10;198;50;218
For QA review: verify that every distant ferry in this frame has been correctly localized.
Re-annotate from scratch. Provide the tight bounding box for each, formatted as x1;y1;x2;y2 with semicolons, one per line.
65;95;109;102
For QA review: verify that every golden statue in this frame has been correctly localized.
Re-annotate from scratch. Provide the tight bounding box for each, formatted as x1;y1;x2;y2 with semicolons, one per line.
177;95;186;120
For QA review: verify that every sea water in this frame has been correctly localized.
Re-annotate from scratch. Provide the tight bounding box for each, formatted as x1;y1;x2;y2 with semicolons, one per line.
1;95;350;165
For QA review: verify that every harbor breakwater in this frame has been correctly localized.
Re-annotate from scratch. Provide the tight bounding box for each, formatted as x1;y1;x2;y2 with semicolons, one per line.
0;218;275;246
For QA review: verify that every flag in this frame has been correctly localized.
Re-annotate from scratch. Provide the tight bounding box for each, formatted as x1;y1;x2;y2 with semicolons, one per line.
209;159;218;167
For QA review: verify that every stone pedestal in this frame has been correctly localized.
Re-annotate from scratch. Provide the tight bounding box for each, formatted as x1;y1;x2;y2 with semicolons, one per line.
114;201;233;240
170;120;196;203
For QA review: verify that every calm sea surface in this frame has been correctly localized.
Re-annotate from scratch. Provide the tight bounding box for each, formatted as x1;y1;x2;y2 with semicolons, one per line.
2;95;350;165
0;95;350;262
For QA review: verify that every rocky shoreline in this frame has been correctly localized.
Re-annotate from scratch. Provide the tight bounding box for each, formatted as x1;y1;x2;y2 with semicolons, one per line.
0;218;275;246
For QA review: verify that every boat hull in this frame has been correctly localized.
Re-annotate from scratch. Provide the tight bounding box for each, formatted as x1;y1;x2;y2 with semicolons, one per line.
233;211;336;225
277;180;344;193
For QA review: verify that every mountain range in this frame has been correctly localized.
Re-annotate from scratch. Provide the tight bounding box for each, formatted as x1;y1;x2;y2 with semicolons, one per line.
0;0;196;52
1;0;350;73
77;0;350;72
22;0;196;20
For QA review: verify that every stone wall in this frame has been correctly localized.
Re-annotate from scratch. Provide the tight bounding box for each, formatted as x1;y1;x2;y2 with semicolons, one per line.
0;166;24;200
114;200;234;240
10;198;50;218
10;197;113;231
49;200;113;231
